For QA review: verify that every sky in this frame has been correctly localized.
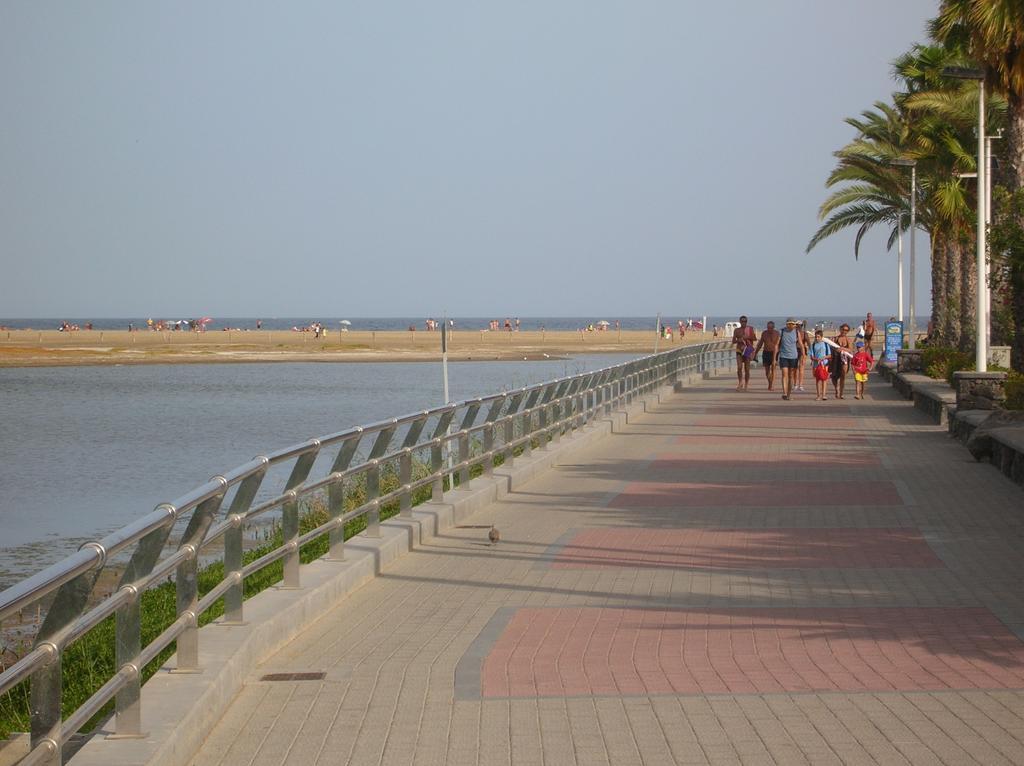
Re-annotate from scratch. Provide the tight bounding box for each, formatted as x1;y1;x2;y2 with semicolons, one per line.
0;1;939;319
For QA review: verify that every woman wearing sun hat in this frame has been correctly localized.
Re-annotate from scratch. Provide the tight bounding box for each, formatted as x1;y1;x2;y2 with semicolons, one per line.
777;318;804;400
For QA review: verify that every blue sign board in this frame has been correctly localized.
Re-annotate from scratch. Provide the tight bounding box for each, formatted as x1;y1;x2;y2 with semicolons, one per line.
884;321;903;364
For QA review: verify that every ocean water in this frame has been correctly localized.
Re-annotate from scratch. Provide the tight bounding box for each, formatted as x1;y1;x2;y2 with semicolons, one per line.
0;354;636;587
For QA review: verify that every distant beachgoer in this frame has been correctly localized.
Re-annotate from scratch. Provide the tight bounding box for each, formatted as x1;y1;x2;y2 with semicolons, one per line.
778;318;804;400
256;319;262;330
505;318;512;332
731;315;757;391
863;312;876;352
754;321;780;391
514;317;520;331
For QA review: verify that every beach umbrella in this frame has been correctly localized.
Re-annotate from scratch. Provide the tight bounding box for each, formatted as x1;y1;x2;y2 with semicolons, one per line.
596;320;610;326
339;320;352;325
198;317;213;326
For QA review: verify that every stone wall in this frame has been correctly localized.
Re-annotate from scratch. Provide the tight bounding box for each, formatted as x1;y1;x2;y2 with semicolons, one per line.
952;371;1008;411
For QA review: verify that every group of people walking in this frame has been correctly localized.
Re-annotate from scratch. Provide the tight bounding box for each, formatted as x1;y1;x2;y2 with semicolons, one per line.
731;314;875;401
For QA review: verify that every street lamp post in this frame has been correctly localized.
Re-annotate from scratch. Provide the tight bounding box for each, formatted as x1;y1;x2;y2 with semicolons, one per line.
897;215;904;322
944;66;987;370
890;159;917;347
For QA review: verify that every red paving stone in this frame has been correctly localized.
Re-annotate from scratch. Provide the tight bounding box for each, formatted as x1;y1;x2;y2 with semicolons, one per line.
610;480;902;508
652;450;880;467
694;415;860;431
480;607;1024;698
549;528;941;570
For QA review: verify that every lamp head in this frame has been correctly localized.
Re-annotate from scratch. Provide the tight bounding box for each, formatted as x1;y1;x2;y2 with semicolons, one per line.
942;66;984;80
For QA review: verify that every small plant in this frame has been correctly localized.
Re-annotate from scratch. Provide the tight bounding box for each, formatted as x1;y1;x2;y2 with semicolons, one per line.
1006;373;1024;410
922;345;974;384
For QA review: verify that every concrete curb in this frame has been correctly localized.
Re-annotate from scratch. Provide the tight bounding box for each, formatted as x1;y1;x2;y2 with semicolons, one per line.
68;398;647;766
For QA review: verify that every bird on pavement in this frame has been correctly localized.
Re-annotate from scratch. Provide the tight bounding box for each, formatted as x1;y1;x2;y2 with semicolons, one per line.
488;526;500;545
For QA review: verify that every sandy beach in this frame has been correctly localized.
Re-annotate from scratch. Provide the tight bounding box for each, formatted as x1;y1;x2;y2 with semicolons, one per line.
0;328;715;367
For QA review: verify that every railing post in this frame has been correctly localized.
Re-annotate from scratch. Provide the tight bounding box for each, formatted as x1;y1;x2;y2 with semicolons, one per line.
221;469;263;625
367;500;381;538
458;430;471;488
281;489;300;589
366;459;381;536
431;438;444;500
399;449;413;517
30;561;104;765
538;405;549;450
174;493;223;672
522;410;533;456
503;418;515;467
326;474;346;560
113;584;143;738
551;398;562;444
483;424;494;477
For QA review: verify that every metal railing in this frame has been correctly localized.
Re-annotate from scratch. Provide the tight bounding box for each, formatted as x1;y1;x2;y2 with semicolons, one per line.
0;341;733;765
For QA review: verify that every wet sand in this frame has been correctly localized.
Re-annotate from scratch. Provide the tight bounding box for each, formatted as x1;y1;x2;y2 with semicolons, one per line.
0;329;714;367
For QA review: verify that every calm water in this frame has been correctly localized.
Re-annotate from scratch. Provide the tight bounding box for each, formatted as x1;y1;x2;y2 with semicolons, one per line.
0;355;635;587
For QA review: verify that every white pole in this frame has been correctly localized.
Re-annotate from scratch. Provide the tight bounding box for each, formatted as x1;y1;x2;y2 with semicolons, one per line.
441;315;454;479
442;321;450;405
653;312;661;354
985;134;994;351
976;81;987;371
897;216;904;322
909;165;917;350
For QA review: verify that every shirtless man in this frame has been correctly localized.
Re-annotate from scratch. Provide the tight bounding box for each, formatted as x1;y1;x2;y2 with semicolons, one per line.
863;312;877;353
754;320;781;391
732;315;757;390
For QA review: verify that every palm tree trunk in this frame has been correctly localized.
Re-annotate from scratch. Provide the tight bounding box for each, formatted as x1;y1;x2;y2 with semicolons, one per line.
959;233;977;353
944;235;962;348
930;228;949;344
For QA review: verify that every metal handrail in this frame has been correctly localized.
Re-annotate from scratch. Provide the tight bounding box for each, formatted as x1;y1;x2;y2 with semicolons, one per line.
0;341;734;765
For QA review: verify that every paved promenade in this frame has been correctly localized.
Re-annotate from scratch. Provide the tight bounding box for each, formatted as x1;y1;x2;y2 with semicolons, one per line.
191;373;1024;765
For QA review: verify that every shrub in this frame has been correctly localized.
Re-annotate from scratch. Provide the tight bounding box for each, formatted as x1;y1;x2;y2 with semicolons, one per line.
921;346;974;384
1006;373;1024;410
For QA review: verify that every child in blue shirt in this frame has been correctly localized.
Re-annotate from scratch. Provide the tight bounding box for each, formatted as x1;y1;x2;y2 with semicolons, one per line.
810;329;831;401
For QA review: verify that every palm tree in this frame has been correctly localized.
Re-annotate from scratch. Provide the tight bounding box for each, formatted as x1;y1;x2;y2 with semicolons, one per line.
895;43;997;349
933;1;1024;368
807;104;909;254
809;43;1003;350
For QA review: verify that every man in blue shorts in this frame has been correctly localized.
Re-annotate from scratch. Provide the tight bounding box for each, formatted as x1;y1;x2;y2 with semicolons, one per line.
778;318;805;400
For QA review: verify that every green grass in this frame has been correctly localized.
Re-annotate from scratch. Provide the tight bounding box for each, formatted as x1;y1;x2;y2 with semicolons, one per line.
0;439;533;738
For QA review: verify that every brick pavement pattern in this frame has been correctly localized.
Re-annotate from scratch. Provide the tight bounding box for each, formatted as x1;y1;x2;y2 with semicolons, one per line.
480;607;1024;698
191;373;1024;765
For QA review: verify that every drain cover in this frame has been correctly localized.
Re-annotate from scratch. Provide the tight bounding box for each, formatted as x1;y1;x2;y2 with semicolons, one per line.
260;672;326;682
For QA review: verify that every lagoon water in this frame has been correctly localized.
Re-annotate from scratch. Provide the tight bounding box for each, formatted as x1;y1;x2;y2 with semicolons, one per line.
0;355;634;588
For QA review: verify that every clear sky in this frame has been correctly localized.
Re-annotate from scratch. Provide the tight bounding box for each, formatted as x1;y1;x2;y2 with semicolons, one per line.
1;1;938;319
